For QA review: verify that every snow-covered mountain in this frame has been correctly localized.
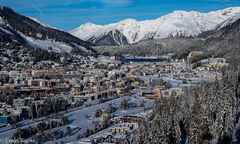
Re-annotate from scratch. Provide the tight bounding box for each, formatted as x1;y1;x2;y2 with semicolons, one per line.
0;6;96;55
71;7;240;46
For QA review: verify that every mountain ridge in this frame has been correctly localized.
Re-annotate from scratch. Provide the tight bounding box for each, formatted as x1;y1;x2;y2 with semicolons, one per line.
71;7;240;46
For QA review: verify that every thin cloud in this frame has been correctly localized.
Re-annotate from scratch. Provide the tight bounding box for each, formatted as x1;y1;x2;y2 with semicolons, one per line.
46;0;133;8
3;0;132;9
31;5;44;18
99;0;132;7
209;0;240;2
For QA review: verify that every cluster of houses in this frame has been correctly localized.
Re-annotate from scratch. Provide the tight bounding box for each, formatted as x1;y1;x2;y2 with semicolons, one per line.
0;56;125;126
71;52;229;143
0;52;229;142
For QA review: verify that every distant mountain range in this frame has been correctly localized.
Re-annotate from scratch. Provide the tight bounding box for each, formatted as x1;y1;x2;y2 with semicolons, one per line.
1;6;240;62
71;7;240;46
93;8;240;67
0;6;97;55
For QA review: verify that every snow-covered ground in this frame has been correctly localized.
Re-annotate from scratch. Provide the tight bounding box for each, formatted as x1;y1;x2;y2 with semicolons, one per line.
88;55;120;64
45;96;153;143
25;36;73;53
0;95;154;143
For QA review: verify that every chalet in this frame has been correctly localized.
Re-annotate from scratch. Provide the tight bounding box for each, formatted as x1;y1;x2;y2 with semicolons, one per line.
13;98;26;108
15;86;54;95
0;84;23;91
120;116;145;123
141;88;161;99
31;79;46;87
31;70;45;78
161;88;183;99
9;71;21;79
44;71;63;79
108;123;138;134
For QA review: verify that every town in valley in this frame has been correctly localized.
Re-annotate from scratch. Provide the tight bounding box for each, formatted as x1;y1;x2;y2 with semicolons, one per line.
1;2;240;144
0;48;228;143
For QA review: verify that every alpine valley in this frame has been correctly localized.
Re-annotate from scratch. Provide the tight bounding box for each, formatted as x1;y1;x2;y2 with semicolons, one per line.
1;5;240;144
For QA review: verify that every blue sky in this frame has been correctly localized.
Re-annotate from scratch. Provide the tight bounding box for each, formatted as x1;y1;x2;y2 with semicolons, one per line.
1;0;240;31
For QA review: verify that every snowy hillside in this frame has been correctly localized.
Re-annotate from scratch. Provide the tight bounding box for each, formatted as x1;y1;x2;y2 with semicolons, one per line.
0;6;96;55
71;7;240;46
215;13;240;30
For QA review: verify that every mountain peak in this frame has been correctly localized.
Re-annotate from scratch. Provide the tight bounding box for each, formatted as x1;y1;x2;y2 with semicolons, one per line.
81;22;101;27
71;22;103;40
119;18;137;24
